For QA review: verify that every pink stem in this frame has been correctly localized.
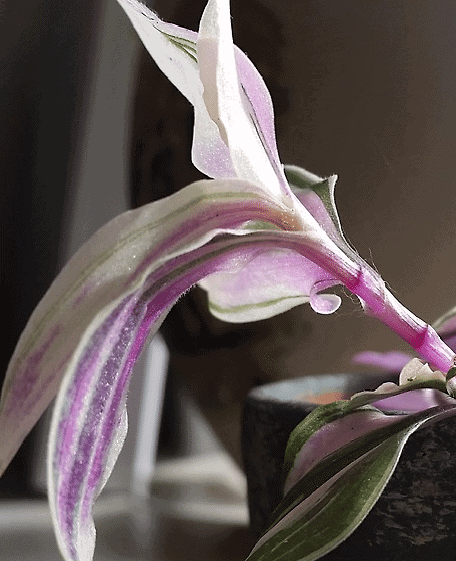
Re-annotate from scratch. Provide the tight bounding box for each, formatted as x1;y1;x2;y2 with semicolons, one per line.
343;262;455;372
232;230;456;373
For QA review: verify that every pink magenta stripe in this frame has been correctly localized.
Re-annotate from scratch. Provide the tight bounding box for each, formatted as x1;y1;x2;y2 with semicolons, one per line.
53;236;269;555
53;297;138;555
4;325;61;419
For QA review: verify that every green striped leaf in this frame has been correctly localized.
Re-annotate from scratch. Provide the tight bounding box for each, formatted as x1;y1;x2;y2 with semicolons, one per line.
247;402;456;561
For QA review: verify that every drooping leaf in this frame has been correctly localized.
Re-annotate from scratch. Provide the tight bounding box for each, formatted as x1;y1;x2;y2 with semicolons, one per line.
0;179;273;477
3;176;317;561
48;224;348;560
2;170;362;560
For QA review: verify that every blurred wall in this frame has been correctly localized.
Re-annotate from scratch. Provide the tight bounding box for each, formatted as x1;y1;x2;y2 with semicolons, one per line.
0;0;138;495
0;0;101;495
1;0;98;383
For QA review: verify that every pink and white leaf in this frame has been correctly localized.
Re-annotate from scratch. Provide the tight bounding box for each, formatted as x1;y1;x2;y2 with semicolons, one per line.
0;177;299;559
117;0;288;196
117;0;236;179
199;246;341;322
197;0;289;200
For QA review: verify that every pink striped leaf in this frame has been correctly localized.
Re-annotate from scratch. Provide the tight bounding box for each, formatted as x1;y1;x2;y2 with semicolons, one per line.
1;178;314;561
0;174;364;561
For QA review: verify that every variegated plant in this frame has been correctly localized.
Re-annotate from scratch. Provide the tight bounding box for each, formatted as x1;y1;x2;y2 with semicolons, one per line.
1;0;456;560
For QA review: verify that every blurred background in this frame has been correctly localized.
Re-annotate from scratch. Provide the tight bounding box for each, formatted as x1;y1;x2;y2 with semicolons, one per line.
1;0;455;558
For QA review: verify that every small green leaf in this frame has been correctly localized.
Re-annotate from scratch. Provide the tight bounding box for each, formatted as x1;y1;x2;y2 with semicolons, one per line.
446;366;456;382
284;165;345;243
247;435;404;561
247;403;456;561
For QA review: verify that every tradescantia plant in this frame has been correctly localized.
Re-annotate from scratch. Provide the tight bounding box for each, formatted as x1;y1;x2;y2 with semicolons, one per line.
1;0;456;560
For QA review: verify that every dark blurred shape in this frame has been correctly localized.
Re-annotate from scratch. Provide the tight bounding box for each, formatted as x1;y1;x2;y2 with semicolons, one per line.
0;0;100;496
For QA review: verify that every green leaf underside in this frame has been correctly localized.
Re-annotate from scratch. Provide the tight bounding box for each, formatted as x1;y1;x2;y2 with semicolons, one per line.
446;366;456;382
270;405;453;531
282;401;352;480
247;436;403;561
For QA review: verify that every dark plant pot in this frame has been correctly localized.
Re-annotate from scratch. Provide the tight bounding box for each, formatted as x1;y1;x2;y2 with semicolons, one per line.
242;374;456;561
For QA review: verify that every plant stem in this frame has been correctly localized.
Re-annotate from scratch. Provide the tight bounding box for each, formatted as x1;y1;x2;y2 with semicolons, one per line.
344;263;455;373
237;229;456;373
